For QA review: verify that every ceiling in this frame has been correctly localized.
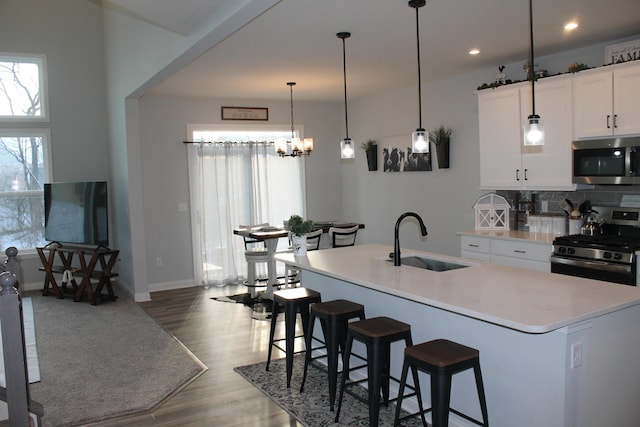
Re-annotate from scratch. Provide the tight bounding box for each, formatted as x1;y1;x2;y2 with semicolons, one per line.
106;0;640;102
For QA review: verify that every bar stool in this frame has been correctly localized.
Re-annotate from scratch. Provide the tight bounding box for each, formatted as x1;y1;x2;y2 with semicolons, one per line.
266;287;322;388
244;247;269;298
393;339;489;427
334;316;413;427
300;299;366;411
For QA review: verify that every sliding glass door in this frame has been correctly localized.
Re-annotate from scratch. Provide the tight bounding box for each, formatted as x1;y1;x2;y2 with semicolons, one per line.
187;126;306;287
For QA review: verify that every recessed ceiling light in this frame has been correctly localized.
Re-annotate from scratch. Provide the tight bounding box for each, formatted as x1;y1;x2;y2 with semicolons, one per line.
564;22;578;31
469;49;480;55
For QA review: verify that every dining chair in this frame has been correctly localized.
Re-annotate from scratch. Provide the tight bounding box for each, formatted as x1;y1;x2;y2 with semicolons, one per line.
239;223;269;249
329;225;360;248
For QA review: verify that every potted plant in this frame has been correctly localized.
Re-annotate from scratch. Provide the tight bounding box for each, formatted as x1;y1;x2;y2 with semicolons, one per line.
361;140;378;171
429;126;453;169
288;214;314;256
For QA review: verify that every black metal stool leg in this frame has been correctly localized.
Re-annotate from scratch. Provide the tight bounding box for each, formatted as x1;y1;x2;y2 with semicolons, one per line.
334;333;353;423
393;356;410;426
474;362;490;426
283;301;298;388
432;372;452;427
299;311;316;392
266;302;279;371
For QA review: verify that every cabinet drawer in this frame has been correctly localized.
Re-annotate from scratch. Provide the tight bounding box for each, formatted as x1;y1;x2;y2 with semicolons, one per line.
492;240;551;262
461;236;491;253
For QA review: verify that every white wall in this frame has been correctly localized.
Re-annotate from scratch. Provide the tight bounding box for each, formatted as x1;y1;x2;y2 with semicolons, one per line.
342;35;640;257
0;0;110;288
138;95;343;288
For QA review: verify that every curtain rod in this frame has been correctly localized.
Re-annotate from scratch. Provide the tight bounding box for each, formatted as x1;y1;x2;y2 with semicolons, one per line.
182;140;276;144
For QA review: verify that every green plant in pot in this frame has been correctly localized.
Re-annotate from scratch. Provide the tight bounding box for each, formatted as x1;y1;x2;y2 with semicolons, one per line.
429;126;453;169
361;140;378;171
288;215;314;256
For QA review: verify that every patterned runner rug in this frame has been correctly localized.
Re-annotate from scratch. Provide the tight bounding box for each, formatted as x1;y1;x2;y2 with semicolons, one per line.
234;355;423;426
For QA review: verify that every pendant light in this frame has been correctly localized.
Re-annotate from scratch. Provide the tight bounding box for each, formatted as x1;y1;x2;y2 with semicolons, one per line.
338;32;355;159
409;0;428;154
523;0;544;146
276;82;313;157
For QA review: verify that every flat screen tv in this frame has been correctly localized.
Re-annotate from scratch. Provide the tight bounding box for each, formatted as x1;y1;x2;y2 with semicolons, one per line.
44;181;109;247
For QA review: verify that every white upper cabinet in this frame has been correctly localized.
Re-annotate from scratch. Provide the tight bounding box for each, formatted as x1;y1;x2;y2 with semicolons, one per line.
478;75;574;190
478;85;522;189
573;62;640;139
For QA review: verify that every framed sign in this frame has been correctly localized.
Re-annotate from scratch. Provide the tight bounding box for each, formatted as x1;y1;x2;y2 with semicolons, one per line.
605;39;640;65
221;106;269;121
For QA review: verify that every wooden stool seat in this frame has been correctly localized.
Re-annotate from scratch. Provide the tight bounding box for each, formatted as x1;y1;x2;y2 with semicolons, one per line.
335;316;413;427
300;299;366;411
394;339;489;427
266;287;322;388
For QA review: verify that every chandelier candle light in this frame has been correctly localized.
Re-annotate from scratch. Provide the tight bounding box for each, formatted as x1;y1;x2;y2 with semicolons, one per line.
338;32;355;159
276;82;313;157
409;0;428;154
523;0;544;146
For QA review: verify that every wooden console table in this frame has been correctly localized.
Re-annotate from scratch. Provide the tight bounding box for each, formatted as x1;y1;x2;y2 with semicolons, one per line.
37;245;119;305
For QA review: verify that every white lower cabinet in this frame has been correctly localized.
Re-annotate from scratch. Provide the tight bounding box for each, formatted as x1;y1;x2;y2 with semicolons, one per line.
461;235;551;272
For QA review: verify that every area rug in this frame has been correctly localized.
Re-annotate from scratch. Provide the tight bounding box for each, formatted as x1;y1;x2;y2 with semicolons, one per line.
27;292;207;427
212;292;273;320
234;356;423;426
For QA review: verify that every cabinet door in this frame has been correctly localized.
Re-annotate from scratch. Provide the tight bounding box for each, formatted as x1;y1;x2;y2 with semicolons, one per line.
613;66;640;136
478;87;523;189
573;70;613;138
520;77;575;190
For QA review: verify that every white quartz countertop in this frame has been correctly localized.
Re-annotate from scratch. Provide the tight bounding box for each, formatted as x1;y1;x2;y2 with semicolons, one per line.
275;244;640;334
457;229;557;244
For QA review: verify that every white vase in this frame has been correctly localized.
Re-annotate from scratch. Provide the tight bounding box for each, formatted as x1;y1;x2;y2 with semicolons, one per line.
291;235;307;257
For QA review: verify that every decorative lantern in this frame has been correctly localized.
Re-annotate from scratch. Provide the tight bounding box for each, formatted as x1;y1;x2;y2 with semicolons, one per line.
474;193;511;230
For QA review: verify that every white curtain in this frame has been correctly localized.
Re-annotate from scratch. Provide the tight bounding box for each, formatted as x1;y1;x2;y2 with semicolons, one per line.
188;134;305;288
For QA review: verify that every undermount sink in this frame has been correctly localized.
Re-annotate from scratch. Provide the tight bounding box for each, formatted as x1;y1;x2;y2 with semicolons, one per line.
385;255;471;272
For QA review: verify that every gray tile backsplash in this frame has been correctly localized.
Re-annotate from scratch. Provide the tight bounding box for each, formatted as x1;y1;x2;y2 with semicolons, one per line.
497;186;640;230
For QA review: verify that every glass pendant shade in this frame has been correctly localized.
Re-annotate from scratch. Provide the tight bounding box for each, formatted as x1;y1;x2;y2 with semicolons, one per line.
303;138;314;152
275;138;287;155
341;138;355;159
524;114;544;146
291;137;303;153
412;128;428;153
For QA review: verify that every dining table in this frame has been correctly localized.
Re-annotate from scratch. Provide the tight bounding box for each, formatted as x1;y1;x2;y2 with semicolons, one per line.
234;221;364;299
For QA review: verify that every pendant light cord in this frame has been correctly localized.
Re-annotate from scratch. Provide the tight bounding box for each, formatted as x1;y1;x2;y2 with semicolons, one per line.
341;35;350;139
288;82;295;139
415;5;423;129
529;0;536;115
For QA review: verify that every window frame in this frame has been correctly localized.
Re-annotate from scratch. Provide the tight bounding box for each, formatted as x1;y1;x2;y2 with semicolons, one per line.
0;52;49;122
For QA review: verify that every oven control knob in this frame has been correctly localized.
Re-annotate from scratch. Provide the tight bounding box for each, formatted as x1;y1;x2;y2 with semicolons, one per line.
604;252;612;259
614;253;623;261
558;247;567;254
567;248;575;255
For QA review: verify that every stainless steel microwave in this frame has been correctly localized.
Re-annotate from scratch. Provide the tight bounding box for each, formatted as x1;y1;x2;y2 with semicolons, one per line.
573;137;640;184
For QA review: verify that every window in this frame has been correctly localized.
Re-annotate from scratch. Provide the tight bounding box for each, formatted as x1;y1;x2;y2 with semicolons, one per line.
0;53;48;121
0;53;51;250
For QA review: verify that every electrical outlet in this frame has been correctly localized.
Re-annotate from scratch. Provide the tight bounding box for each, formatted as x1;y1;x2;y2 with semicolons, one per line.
571;342;582;369
156;257;163;267
541;200;548;212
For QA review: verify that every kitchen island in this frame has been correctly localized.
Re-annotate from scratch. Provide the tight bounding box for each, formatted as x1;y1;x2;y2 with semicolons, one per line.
275;244;640;427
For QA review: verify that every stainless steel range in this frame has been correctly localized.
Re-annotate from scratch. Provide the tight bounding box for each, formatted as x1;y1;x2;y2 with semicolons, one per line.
551;206;640;286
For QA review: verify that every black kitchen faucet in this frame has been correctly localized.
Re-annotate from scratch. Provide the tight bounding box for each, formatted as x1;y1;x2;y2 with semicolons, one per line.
393;212;428;266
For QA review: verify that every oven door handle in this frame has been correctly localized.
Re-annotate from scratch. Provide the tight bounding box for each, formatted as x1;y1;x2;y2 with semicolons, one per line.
550;255;633;274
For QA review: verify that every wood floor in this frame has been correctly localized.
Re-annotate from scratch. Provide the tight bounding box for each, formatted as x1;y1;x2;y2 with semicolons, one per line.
88;284;304;427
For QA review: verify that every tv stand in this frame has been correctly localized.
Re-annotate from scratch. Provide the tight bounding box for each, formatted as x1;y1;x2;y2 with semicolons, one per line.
37;245;119;305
